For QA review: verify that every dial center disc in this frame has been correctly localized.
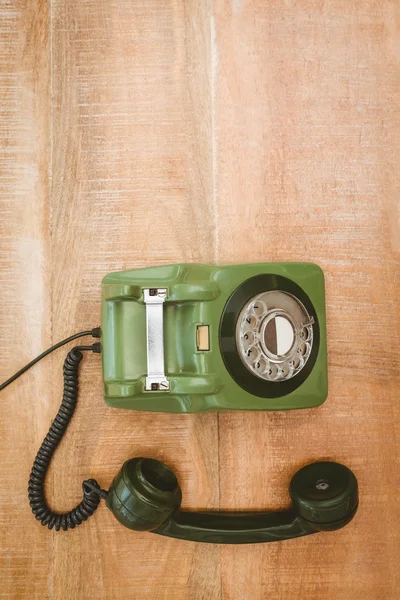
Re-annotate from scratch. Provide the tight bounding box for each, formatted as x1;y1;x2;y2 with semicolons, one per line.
262;313;295;358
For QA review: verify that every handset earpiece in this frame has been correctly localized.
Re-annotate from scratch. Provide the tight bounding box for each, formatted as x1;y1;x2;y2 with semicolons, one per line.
289;461;358;532
106;459;358;544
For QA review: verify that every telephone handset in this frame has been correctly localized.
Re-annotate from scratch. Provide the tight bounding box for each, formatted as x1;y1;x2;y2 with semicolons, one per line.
1;263;359;543
103;457;358;544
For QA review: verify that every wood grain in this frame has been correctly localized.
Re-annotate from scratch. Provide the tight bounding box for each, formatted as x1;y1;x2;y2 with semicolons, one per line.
0;0;399;599
0;0;52;598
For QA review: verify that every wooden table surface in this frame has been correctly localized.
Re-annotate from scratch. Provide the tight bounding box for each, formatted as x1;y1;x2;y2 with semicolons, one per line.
0;1;399;599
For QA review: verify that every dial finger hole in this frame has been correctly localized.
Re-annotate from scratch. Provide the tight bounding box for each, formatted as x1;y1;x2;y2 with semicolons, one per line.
243;314;256;329
291;355;301;369
266;364;278;380
250;300;267;318
295;356;305;370
254;356;268;374
246;345;260;361
298;342;307;356
280;364;291;379
242;330;255;350
300;327;312;342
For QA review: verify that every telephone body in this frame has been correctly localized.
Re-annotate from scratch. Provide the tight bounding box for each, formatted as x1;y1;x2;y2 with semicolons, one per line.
102;262;328;412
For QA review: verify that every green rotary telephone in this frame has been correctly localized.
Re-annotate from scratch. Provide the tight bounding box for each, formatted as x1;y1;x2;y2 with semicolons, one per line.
1;262;358;544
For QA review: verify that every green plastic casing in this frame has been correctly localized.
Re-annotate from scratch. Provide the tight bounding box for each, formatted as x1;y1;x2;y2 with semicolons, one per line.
101;263;327;412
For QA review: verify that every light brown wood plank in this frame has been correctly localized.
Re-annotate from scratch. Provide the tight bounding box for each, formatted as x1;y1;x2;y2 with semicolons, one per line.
0;1;51;598
50;1;219;600
214;1;400;599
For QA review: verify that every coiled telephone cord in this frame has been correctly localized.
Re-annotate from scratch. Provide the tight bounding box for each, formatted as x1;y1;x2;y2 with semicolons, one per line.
0;328;108;531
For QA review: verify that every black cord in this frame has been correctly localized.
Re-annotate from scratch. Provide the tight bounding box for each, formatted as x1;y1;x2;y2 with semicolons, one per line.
28;344;108;531
0;327;101;391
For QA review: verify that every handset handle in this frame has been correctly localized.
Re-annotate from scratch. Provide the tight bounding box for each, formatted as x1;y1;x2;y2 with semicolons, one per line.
154;509;314;544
